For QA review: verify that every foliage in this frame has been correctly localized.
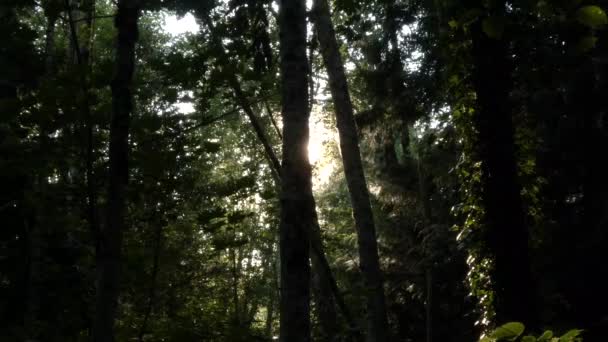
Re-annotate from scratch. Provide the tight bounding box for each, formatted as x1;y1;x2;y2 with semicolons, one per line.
2;0;608;340
481;322;582;342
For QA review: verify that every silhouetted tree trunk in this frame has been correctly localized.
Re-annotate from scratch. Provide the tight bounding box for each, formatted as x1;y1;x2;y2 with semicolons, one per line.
468;4;536;326
137;216;163;342
43;3;58;72
311;222;338;342
65;0;100;250
265;280;275;338
416;150;433;342
278;0;312;340
313;0;389;340
264;100;282;139
93;1;139;341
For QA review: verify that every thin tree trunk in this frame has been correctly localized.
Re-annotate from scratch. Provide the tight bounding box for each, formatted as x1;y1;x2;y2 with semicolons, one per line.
313;0;389;341
264;100;282;139
202;17;282;181
22;8;59;339
306;27;340;342
232;247;241;328
228;77;282;177
415;152;433;342
65;0;100;246
23;216;41;341
311;224;338;342
44;10;58;72
137;218;163;342
278;0;312;340
93;1;139;341
425;269;432;342
265;287;275;338
468;3;536;326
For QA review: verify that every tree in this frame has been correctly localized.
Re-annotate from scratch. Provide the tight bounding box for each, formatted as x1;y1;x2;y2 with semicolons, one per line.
94;1;140;341
466;3;536;327
277;0;313;340
313;0;389;340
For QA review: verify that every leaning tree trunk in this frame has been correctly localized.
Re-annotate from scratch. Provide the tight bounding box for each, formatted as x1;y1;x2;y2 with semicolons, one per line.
313;0;389;341
93;1;139;341
278;0;313;341
468;4;536;327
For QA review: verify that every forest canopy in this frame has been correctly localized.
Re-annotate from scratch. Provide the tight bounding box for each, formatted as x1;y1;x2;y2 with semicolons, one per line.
1;0;607;341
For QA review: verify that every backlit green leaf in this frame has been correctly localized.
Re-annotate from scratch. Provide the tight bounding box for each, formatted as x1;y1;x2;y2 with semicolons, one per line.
490;322;525;340
576;5;608;28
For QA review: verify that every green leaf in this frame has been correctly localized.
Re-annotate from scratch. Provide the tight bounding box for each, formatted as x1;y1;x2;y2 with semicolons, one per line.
482;16;506;39
538;330;554;341
490;322;525;340
522;336;537;342
448;19;459;29
576;5;608;28
559;329;583;341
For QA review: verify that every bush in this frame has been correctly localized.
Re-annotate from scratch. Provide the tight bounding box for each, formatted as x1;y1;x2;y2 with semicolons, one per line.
480;322;582;342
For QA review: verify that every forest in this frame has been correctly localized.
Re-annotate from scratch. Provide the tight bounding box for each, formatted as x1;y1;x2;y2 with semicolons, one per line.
1;0;607;341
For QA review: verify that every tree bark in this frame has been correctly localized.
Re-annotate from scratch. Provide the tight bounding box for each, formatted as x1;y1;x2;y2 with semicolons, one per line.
313;0;389;341
416;152;433;342
43;7;58;72
468;4;536;326
264;100;282;139
311;220;338;342
93;1;139;341
137;218;163;342
278;0;312;340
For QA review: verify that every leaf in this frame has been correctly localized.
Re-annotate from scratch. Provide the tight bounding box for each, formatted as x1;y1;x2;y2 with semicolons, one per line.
559;329;583;341
482;16;506;39
490;322;525;340
449;19;459;29
538;330;554;341
575;5;608;28
522;336;537;342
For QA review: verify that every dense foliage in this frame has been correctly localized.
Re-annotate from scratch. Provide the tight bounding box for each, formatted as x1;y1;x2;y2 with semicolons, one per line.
1;0;607;341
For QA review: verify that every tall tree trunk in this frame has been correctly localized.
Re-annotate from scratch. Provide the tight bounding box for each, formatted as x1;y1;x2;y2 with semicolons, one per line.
425;269;432;342
137;217;163;342
231;247;242;329
311;222;338;342
44;9;58;72
265;282;275;339
415;151;433;342
307;27;341;342
278;0;312;340
93;1;139;341
468;4;536;326
65;0;100;246
238;81;358;339
313;0;389;341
